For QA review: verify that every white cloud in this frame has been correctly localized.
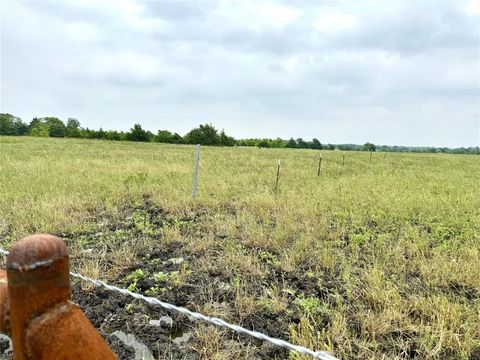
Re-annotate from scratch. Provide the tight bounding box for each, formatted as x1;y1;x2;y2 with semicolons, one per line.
63;21;102;44
213;1;299;31
96;52;162;81
466;0;480;15
257;3;299;28
314;11;357;33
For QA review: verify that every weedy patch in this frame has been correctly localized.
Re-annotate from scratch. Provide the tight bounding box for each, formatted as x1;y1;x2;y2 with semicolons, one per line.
124;172;149;186
126;269;147;292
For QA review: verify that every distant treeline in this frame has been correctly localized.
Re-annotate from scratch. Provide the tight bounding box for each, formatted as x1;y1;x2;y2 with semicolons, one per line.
0;113;478;155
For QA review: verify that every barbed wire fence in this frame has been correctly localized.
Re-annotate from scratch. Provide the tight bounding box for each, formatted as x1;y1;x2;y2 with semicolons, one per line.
0;247;337;360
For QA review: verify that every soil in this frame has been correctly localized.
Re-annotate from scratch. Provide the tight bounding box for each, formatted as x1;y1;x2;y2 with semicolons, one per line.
69;247;293;359
1;197;341;359
64;198;303;359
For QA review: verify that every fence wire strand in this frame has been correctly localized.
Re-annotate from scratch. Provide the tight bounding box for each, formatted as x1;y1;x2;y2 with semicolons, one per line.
0;247;337;360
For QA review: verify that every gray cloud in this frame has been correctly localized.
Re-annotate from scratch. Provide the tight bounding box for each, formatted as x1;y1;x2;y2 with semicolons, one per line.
1;0;478;147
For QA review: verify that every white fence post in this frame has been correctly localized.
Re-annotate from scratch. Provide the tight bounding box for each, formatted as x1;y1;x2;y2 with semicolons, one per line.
192;144;200;199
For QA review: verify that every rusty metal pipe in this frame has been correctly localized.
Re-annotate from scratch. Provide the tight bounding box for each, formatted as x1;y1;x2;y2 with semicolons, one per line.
2;234;116;360
0;270;9;335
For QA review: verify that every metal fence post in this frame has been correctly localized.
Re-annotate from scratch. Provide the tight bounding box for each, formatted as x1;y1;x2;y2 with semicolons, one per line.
192;144;200;199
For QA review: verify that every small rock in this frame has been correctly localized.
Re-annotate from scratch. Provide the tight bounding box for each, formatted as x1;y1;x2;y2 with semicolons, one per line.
217;282;231;291
149;315;173;327
0;334;12;356
172;331;192;346
159;315;173;326
112;331;154;360
168;257;184;265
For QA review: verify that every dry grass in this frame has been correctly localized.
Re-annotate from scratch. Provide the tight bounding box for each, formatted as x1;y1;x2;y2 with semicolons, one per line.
0;136;479;359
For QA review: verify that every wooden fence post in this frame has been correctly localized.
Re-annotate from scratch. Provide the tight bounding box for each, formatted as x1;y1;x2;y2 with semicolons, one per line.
317;154;322;177
275;159;281;192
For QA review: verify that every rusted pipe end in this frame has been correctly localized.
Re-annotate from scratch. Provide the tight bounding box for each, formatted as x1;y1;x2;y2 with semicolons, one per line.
6;234;70;305
7;235;70;360
26;302;117;360
0;270;10;335
6;234;68;272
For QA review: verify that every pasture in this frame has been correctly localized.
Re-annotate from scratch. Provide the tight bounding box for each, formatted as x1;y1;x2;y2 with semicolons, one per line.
0;136;479;359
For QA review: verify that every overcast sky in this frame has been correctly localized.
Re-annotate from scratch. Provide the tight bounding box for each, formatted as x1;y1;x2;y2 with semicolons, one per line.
1;1;479;147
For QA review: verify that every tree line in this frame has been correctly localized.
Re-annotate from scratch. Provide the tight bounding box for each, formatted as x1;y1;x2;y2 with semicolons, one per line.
0;113;478;155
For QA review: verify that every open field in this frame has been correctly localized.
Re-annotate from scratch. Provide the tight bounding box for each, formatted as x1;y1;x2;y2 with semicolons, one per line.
0;136;479;359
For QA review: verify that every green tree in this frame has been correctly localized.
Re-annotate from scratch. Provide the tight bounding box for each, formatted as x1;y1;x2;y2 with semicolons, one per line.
13;119;28;135
237;139;258;147
30;122;50;137
0;114;14;135
257;139;270;148
91;128;107;139
184;124;219;145
28;118;41;133
79;128;93;139
105;130;122;141
286;138;297;148
311;138;322;150
171;133;184;144
127;124;150;142
43;117;66;137
154;130;174;143
65;118;81;138
219;130;235;146
271;138;286;148
296;138;308;148
363;142;376;152
0;114;28;135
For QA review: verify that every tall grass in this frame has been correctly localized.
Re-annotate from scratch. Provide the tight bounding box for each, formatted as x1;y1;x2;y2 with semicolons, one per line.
0;136;479;358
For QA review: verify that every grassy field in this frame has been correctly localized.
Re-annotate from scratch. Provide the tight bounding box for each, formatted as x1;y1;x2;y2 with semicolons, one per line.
0;136;479;359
